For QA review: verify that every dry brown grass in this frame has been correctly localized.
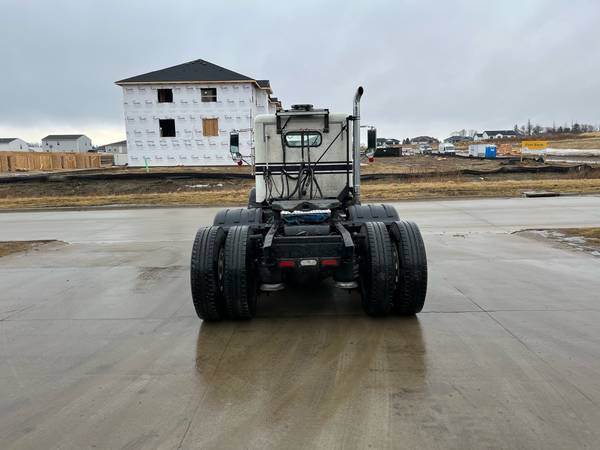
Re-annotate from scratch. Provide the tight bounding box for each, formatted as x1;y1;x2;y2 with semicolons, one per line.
0;189;248;209
361;178;600;200
548;137;600;149
1;178;599;209
559;228;600;244
0;241;55;257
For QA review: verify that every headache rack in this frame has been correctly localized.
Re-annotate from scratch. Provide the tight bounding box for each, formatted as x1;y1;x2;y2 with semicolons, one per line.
276;105;330;134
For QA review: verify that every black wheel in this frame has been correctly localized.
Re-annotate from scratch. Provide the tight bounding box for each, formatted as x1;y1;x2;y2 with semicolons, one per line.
347;203;399;226
224;225;257;320
389;220;428;315
248;187;257;208
359;221;396;317
190;226;227;321
213;207;263;231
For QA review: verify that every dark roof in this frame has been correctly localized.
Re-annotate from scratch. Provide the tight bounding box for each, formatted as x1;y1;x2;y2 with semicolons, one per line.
411;136;439;143
256;80;271;89
484;130;519;136
99;140;127;147
444;135;472;143
116;59;257;84
0;138;18;144
42;134;86;140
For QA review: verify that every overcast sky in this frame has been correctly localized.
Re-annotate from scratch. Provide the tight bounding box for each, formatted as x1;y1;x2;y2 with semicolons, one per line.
1;0;599;145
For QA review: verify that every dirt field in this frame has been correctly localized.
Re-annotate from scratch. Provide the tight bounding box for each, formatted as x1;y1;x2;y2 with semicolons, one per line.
1;156;599;209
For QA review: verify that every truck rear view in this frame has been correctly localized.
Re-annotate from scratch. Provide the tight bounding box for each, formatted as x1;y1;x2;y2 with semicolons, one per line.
190;87;428;320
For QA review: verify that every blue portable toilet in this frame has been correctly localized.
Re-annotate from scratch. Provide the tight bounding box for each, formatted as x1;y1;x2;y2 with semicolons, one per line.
485;145;497;159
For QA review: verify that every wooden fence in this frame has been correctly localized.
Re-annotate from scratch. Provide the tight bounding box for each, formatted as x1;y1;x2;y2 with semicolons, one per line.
0;152;113;173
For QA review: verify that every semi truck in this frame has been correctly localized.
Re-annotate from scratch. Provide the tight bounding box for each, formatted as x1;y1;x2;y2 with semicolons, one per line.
190;87;428;320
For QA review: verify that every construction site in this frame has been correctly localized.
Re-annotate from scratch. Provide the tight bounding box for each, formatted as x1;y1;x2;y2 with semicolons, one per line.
2;0;600;447
1;150;599;209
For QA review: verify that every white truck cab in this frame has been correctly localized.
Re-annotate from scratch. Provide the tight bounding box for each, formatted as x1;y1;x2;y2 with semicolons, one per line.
253;107;352;203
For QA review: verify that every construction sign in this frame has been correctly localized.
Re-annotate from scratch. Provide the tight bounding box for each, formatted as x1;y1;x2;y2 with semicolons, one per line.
521;140;548;150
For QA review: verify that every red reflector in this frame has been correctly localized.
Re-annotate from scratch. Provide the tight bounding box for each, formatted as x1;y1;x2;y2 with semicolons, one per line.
279;260;295;268
321;259;339;267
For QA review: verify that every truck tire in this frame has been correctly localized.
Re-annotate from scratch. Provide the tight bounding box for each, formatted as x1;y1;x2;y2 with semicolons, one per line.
223;225;257;320
389;220;428;315
213;207;262;231
348;204;399;225
190;226;227;321
359;221;395;317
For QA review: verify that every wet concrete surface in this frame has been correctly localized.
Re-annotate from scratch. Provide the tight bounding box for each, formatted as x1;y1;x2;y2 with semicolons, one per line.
1;196;600;449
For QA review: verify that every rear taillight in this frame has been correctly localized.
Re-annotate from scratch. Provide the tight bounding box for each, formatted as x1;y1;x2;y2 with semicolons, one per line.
321;259;339;267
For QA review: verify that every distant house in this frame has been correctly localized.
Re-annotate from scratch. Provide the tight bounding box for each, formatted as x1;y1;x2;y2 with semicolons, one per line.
0;138;29;152
411;136;439;144
376;138;401;147
444;135;472;144
115;58;282;167
482;130;520;140
42;134;92;152
97;140;127;155
96;139;128;165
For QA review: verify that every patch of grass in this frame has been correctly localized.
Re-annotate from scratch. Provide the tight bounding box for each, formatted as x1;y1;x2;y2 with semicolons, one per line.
0;178;599;209
361;178;600;201
559;228;600;244
0;241;56;257
0;190;248;209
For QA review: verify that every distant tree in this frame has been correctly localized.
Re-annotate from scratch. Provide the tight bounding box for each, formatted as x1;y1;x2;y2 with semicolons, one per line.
520;125;526;134
527;119;532;136
533;124;543;135
514;124;519;133
557;126;564;133
572;122;581;133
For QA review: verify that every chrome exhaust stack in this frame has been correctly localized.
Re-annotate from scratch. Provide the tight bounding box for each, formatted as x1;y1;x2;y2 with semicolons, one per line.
353;86;364;203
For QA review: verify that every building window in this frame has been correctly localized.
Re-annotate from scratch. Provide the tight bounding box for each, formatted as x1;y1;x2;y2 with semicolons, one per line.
157;89;173;103
159;119;176;137
202;118;219;136
201;88;217;102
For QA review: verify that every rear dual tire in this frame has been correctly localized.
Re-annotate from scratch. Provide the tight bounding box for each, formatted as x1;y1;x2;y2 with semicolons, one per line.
190;226;227;321
224;225;257;319
190;225;257;321
389;220;428;315
359;220;428;317
360;222;396;316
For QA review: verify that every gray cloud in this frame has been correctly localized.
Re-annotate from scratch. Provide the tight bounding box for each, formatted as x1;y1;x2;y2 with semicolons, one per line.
1;0;599;144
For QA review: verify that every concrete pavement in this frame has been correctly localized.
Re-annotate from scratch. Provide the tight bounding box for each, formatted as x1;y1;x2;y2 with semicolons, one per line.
1;196;600;449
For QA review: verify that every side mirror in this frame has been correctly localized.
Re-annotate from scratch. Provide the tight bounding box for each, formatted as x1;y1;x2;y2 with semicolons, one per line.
366;128;376;162
229;132;240;158
367;128;377;152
